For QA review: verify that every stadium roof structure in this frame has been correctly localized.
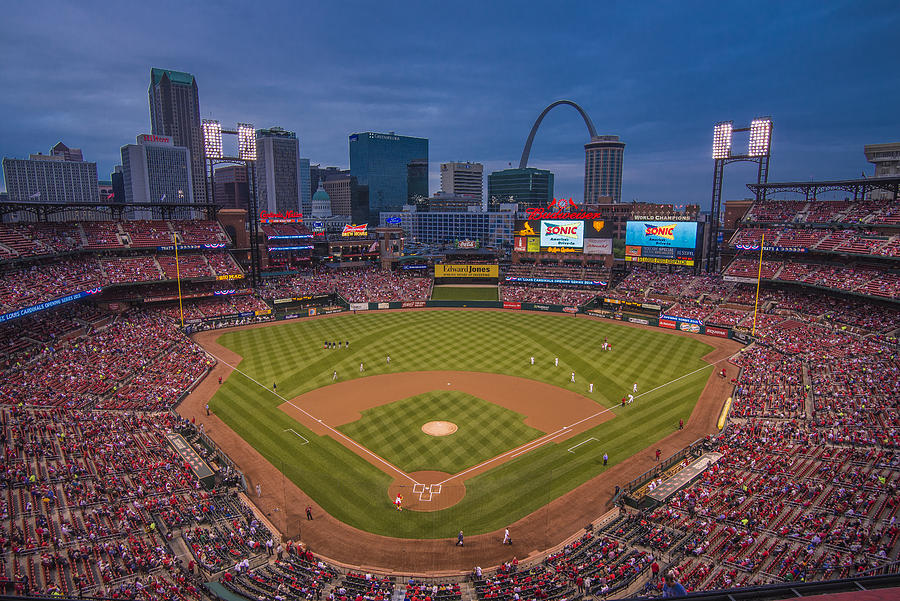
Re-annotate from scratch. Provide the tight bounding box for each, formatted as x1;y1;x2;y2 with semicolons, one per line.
747;175;900;201
0;199;221;220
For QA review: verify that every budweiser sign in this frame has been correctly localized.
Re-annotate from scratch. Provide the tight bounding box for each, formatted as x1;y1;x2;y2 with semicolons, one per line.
341;223;368;236
525;198;602;220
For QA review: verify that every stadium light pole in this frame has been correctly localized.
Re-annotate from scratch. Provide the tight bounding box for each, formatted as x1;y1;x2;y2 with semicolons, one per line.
202;120;262;287
708;117;773;273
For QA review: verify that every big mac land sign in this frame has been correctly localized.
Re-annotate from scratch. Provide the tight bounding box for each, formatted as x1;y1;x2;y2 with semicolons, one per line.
525;198;603;220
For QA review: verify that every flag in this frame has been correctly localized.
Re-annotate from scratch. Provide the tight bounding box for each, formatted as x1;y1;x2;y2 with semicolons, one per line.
28;192;40;199
160;193;167;202
368;241;377;252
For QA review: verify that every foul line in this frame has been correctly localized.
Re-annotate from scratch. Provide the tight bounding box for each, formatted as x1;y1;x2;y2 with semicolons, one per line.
568;437;598;453
209;353;419;485
436;356;730;486
210;350;731;490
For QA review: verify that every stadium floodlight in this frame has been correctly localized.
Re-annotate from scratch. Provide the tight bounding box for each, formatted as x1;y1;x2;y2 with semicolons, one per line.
748;117;772;157
712;121;733;159
238;123;257;161
202;119;223;159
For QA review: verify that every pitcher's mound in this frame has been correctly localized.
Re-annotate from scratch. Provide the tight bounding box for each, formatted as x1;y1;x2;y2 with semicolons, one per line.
422;421;457;436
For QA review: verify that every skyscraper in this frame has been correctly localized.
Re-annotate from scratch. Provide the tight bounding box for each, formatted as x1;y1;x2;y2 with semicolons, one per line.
440;162;483;201
256;126;302;214
120;134;193;208
349;131;428;219
214;165;250;210
298;158;311;216
584;135;625;204
148;68;206;205
487;167;554;210
2;144;99;204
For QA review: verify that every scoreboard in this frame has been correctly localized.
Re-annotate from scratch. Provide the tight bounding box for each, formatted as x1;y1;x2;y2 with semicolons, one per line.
514;219;612;255
625;221;699;266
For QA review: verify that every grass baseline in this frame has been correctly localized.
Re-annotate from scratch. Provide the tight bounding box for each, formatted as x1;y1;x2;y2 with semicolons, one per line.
210;310;715;538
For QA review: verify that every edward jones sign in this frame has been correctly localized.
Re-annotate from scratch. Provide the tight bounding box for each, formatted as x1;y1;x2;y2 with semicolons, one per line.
434;264;499;278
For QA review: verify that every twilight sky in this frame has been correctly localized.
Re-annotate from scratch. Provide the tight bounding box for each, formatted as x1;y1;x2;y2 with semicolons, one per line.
1;0;897;206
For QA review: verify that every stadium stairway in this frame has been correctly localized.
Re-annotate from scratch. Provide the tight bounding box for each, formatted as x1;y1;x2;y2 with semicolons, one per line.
392;583;407;601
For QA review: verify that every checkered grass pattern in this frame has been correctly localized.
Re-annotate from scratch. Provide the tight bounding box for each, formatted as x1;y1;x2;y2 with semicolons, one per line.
212;310;714;537
338;391;543;473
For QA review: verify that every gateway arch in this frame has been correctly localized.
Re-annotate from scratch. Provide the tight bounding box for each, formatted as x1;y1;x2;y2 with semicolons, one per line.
519;100;624;204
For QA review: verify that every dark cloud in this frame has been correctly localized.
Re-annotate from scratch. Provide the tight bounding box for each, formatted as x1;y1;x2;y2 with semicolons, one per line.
1;0;897;204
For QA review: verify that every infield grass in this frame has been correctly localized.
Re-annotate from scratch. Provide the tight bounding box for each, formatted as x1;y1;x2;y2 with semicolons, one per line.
210;310;715;537
430;285;499;301
338;391;544;473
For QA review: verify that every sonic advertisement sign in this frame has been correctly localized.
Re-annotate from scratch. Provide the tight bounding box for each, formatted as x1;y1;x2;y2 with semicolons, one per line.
625;221;699;266
540;220;584;249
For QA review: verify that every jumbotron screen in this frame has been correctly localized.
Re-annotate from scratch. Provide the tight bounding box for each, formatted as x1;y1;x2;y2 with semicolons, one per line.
514;219;611;254
625;221;698;266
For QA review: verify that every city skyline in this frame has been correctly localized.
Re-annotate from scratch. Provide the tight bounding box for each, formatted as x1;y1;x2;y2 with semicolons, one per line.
1;1;898;207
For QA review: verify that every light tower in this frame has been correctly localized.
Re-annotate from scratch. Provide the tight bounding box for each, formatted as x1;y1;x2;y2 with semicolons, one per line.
708;117;773;272
202;119;262;286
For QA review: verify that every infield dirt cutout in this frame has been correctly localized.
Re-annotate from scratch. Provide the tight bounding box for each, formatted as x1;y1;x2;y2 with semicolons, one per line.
422;421;458;436
277;370;614;510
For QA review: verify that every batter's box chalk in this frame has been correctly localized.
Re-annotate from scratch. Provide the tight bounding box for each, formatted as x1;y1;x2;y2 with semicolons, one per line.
412;484;425;493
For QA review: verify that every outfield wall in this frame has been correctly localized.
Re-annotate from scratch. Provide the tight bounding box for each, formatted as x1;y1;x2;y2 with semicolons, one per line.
266;297;744;342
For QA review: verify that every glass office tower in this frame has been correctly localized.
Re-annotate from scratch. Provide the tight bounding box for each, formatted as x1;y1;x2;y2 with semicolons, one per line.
349;132;428;219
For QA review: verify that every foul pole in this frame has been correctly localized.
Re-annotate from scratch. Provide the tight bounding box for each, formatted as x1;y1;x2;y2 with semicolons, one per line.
173;233;185;328
752;234;764;336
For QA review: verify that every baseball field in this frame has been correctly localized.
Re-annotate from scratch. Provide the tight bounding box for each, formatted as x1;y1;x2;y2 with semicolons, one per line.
201;310;723;542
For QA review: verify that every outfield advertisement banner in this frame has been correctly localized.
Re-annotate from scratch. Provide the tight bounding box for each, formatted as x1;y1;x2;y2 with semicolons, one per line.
503;302;521;310
679;322;701;333
659;319;677;329
705;326;729;338
660;314;703;326
349;303;369;311
434;264;499;278
401;301;426;308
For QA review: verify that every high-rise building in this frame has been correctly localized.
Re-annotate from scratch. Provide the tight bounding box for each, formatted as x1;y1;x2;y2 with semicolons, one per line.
440;162;483;201
324;176;353;216
298;158;311;216
256;127;302;214
380;203;518;248
50;141;84;162
584;135;625;204
148;68;206;205
487;167;554;210
111;166;125;203
864;142;900;200
349;131;428;219
120;134;193;208
214;165;250;210
2;144;99;203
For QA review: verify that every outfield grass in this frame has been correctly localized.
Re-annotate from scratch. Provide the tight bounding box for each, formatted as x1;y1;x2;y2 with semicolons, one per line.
338;391;544;473
430;285;499;301
211;310;714;538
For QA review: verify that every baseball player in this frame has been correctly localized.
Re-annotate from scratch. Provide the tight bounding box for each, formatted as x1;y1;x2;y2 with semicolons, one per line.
530;356;534;365
633;382;638;393
386;355;391;364
589;383;594;393
570;372;576;383
359;362;364;372
332;371;337;381
627;393;634;404
394;494;403;511
554;357;559;367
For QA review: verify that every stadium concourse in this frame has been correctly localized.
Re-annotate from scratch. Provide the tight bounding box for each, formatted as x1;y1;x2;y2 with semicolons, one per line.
0;203;898;600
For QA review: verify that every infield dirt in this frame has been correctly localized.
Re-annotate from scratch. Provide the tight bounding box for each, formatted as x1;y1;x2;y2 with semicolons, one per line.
182;310;741;573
